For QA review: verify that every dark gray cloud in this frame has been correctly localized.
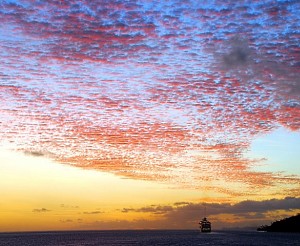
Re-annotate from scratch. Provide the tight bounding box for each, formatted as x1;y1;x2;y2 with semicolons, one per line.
122;197;299;217
118;197;300;229
168;196;300;218
62;197;300;230
232;197;300;214
122;197;300;217
222;38;250;67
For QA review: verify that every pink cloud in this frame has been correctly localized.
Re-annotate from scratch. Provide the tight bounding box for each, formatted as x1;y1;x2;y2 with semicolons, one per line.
0;0;299;196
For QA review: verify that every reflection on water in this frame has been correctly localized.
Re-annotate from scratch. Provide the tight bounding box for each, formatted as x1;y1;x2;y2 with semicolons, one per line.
0;230;299;246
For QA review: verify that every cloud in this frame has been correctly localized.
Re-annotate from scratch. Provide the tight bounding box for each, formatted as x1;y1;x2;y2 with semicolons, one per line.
0;0;157;62
83;211;103;215
172;197;300;217
0;0;299;195
60;204;79;209
122;205;174;215
165;197;299;216
221;36;252;68
119;197;300;229
73;197;300;230
32;208;51;213
24;150;44;157
232;197;300;214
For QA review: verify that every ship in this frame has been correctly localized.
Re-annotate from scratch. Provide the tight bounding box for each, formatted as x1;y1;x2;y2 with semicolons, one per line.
199;217;211;232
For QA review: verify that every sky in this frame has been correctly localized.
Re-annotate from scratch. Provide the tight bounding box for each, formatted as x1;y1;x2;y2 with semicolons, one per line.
0;0;299;231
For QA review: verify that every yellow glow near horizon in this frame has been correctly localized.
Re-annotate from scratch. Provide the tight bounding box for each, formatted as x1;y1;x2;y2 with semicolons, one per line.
0;148;209;231
1;147;299;232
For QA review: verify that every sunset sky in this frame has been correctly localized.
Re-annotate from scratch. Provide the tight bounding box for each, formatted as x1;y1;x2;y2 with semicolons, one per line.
0;0;299;232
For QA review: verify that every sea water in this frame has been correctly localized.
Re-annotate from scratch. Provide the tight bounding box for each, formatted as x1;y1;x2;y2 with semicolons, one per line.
0;230;300;246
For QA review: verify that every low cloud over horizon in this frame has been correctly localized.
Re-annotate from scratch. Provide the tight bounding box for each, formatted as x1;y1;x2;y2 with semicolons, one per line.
123;197;300;215
68;197;300;230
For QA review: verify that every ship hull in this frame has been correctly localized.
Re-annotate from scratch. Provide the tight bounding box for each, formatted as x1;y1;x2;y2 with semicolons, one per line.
201;227;211;233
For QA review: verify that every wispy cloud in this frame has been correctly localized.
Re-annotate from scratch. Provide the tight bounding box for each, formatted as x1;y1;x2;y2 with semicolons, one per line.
24;150;44;157
60;204;79;209
122;205;174;215
83;211;104;215
32;208;51;213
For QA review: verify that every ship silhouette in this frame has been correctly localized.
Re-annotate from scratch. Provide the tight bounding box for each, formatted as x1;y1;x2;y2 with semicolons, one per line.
199;217;211;232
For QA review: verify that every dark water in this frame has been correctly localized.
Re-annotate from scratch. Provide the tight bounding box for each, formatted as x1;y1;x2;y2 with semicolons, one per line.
0;230;300;246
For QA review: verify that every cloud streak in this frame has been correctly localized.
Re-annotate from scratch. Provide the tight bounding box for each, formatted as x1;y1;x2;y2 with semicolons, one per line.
83;211;104;215
32;208;51;213
122;197;300;216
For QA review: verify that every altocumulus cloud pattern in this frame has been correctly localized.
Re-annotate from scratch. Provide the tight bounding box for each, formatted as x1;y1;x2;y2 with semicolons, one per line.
0;0;299;194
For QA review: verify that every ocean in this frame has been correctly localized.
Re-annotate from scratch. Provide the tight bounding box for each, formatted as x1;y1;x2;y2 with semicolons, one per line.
0;230;300;246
